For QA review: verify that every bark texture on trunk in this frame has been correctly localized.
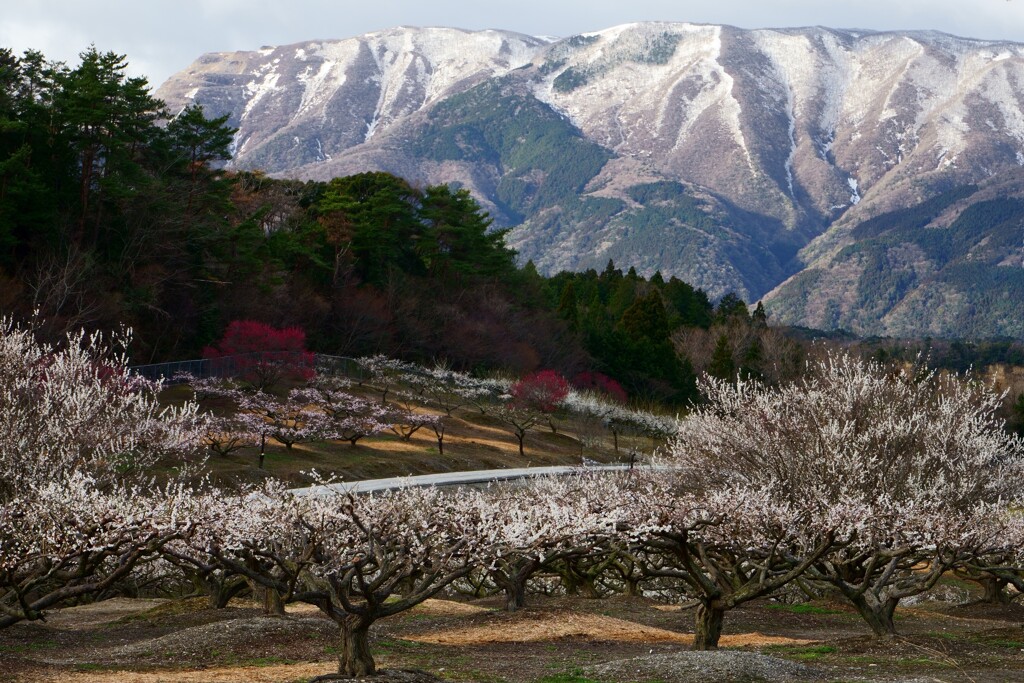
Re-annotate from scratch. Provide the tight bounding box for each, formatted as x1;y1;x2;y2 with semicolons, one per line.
208;576;247;609
693;602;725;650
339;615;375;678
504;578;527;612
849;593;899;636
979;577;1012;604
261;586;286;616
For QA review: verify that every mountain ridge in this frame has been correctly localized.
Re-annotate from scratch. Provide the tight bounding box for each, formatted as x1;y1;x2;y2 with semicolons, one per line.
157;23;1024;338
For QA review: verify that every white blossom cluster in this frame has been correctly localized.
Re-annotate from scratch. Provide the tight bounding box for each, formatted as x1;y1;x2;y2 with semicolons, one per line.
3;329;1023;670
560;389;675;438
655;352;1024;638
0;319;206;627
0;321;204;498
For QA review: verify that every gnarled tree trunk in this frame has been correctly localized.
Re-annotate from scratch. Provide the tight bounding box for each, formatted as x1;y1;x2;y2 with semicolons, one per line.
207;575;248;609
978;576;1012;605
339;614;375;678
848;592;899;636
694;601;726;650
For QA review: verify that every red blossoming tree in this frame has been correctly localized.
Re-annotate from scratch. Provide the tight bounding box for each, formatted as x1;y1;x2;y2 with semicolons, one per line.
495;370;571;455
573;371;628;404
203;320;315;390
510;370;570;412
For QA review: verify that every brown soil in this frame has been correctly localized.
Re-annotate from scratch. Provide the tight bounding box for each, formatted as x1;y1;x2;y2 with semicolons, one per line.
405;610;814;647
6;589;1021;683
34;662;336;683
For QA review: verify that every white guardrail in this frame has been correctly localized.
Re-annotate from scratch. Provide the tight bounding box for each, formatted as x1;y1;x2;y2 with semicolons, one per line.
287;464;639;497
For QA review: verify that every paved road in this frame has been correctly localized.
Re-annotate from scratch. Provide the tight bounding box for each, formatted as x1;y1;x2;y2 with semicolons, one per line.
287;464;636;497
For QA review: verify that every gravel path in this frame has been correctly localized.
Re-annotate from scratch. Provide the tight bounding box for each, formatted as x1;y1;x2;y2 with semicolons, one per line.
585;651;822;682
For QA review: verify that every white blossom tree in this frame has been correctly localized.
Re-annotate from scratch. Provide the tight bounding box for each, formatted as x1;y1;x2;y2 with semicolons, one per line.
0;318;205;626
193;483;486;678
293;380;392;447
470;473;625;611
664;352;1024;637
0;477;209;627
623;470;854;649
0;321;203;497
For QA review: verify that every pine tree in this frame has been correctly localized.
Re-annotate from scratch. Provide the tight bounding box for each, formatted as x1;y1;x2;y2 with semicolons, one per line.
319;172;422;284
752;301;768;328
715;292;749;323
707;334;736;381
740;337;764;381
417;184;514;280
557;281;579;328
619;290;670;343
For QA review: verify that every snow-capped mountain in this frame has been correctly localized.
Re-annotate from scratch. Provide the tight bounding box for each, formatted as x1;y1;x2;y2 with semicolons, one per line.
158;23;1024;338
159;27;548;170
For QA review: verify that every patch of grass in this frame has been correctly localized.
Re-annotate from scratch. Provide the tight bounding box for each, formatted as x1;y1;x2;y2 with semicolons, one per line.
982;638;1024;649
396;612;434;624
898;657;954;668
766;603;842;615
374;638;425;652
446;670;506;683
112;597;207;624
74;663;107;672
928;630;963;641
766;643;837;661
236;656;296;666
0;639;59;653
535;671;603;683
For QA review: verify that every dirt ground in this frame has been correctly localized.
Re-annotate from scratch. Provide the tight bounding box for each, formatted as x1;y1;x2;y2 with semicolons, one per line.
4;582;1023;683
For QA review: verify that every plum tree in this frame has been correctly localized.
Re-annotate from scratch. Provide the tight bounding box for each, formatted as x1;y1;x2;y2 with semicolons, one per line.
0;318;205;626
665;351;1024;637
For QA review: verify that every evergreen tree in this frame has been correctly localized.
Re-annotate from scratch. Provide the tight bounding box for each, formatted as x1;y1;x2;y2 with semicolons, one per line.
619;290;670;343
752;301;768;328
740;337;764;381
55;46;164;246
417;184;514;280
715;292;749;323
318;172;422;284
707;334;736;381
664;276;713;329
556;281;578;328
163;103;235;223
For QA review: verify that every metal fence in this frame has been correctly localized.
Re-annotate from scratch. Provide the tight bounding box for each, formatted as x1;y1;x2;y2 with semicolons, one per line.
130;353;368;384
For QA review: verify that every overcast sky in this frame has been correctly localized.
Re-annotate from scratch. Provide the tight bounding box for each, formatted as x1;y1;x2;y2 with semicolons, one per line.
3;0;1024;89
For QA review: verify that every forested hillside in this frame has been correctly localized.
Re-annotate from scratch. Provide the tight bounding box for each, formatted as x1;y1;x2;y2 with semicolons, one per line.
4;45;1024;418
0;47;772;405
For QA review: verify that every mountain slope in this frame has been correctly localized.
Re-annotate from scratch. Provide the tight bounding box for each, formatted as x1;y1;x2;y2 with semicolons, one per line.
157;23;1024;336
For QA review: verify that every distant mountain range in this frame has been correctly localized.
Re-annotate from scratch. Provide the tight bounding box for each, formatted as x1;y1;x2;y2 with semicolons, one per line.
157;23;1024;338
